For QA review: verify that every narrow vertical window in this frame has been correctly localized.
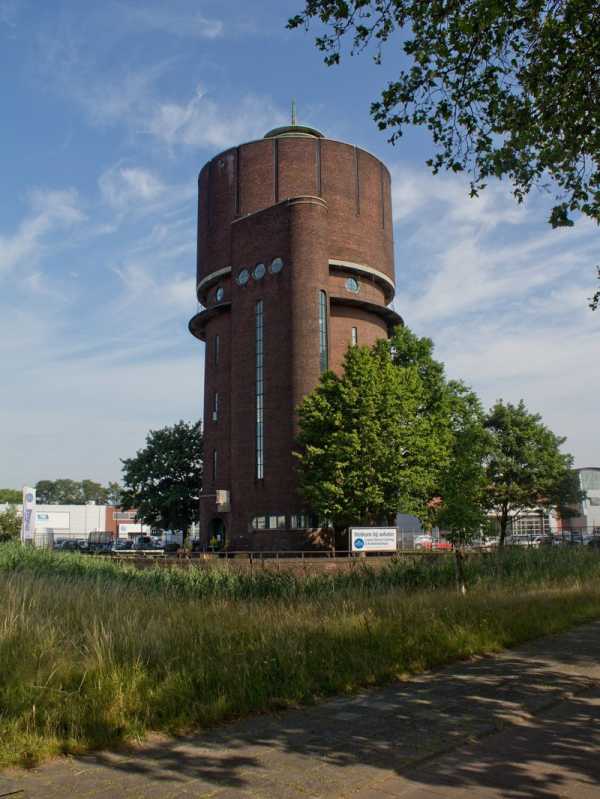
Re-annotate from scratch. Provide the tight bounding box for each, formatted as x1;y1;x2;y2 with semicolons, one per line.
213;391;219;421
212;449;217;482
255;300;264;479
351;326;358;346
214;334;220;366
319;290;328;373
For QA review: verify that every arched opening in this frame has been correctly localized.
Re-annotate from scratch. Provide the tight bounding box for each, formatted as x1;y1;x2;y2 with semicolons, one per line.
208;517;226;550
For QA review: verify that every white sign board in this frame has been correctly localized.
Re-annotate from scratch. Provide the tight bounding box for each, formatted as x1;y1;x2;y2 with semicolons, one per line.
351;527;397;552
119;523;151;538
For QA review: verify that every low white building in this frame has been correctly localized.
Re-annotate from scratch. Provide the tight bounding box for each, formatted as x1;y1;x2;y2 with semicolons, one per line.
32;504;106;538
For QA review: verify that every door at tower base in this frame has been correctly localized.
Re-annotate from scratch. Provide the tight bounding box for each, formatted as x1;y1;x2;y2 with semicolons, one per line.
351;527;397;552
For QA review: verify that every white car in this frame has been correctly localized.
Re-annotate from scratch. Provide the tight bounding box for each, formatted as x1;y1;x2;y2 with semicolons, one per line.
506;534;544;547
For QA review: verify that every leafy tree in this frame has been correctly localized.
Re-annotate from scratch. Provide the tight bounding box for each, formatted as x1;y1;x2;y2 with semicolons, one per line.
295;327;454;542
387;326;455;519
35;479;83;504
52;479;84;504
121;421;203;535
80;480;109;505
107;482;123;506
34;479;117;505
35;480;56;504
483;400;582;545
0;489;21;504
288;1;599;231
436;384;490;593
0;506;21;542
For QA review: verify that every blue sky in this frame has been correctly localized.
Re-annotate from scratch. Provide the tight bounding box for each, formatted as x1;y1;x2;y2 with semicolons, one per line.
1;0;598;488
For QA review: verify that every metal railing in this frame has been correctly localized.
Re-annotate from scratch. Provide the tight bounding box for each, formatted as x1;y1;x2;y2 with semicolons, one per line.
19;527;600;560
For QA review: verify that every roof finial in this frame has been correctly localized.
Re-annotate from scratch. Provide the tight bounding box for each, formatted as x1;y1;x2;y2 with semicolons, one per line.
291;99;297;126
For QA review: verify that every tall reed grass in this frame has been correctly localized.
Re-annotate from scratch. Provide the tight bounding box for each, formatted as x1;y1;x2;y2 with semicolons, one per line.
2;543;600;768
2;543;599;601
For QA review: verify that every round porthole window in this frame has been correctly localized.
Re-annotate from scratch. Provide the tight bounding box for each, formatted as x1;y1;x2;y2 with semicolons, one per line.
345;276;360;293
270;257;284;274
237;268;249;286
215;286;224;302
253;263;266;280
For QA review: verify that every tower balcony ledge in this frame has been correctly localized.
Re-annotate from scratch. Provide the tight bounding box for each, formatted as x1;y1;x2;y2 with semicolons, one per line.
189;302;232;341
329;295;403;335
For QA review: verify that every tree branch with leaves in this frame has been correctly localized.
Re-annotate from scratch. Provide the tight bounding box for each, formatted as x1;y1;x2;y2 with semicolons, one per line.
289;1;599;303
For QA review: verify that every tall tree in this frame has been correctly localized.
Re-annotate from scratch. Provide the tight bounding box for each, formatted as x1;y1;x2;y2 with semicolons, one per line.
80;480;109;505
289;1;599;231
121;421;203;535
35;480;57;504
35;479;83;504
436;384;490;593
483;400;582;544
107;482;123;506
385;327;456;517
295;327;454;541
47;479;83;504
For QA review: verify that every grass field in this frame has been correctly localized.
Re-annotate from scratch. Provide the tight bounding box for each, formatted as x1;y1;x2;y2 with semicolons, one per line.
2;543;600;768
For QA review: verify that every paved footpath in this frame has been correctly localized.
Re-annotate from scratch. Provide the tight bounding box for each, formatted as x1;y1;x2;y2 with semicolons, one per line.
3;622;600;799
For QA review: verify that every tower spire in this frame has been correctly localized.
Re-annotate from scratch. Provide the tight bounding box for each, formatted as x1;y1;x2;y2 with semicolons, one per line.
291;99;297;126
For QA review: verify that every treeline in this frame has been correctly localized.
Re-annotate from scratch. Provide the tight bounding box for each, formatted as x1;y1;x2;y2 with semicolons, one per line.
296;327;583;561
34;479;122;506
0;489;21;504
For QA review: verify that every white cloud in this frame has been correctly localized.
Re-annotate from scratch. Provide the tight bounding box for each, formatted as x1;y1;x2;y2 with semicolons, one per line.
0;188;84;275
112;261;196;313
146;85;287;150
0;264;203;486
34;37;173;130
0;0;20;30
35;21;286;153
434;310;600;468
121;4;223;39
99;165;166;211
390;161;600;468
391;164;525;231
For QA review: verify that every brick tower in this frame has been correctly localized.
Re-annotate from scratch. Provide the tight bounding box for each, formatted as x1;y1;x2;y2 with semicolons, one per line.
189;121;402;550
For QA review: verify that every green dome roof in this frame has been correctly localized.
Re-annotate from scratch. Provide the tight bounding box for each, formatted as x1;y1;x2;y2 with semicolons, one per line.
264;124;324;139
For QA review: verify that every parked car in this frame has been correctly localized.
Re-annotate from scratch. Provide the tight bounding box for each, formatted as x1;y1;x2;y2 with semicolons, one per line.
112;540;133;551
472;536;499;550
413;534;433;550
132;535;156;550
412;535;452;551
88;531;114;553
56;539;81;551
588;537;600;550
538;535;561;547
506;534;545;547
